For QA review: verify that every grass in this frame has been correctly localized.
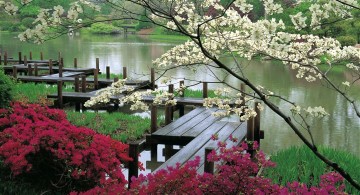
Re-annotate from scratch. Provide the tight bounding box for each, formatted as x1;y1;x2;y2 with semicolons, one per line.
66;111;162;143
181;88;216;98
88;73;123;79
12;82;73;104
263;145;360;194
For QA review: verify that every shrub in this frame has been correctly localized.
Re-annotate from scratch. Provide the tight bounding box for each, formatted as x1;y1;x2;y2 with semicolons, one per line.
0;102;132;194
21;17;35;28
75;142;347;194
337;36;357;47
0;71;13;108
89;23;119;34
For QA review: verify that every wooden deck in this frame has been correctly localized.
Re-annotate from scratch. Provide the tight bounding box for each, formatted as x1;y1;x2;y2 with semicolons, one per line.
147;107;247;174
2;65;96;75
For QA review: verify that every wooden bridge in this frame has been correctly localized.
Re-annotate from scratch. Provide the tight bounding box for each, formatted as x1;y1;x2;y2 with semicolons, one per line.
147;107;250;174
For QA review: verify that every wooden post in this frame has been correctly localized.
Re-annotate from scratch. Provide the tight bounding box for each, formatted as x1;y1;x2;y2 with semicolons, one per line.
12;66;17;79
179;80;185;117
29;52;32;60
123;67;127;79
4;52;7;65
106;66;110;79
96;58;99;73
81;75;87;92
60;57;64;67
74;58;77;68
247;116;255;157
75;76;81;112
27;64;32;76
204;147;215;174
23;55;27;66
203;82;208;98
34;64;38;76
49;59;53;74
58;52;61;64
57;80;63;109
94;69;99;89
151;105;158;157
128;143;139;188
165;84;174;125
151;68;155;90
40;52;43;60
241;83;245;106
18;52;22;63
59;62;63;77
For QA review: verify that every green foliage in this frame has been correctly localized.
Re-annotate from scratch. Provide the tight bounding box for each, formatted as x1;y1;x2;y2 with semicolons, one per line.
66;111;156;142
180;89;216;98
89;23;119;34
18;5;40;19
337;36;357;47
135;11;153;30
0;21;26;32
21;17;35;28
0;70;14;108
263;145;360;194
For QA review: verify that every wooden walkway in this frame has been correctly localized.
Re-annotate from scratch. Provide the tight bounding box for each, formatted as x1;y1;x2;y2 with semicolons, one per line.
147;107;248;174
2;65;96;75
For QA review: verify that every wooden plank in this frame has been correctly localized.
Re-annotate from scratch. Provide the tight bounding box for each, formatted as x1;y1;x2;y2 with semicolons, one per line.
42;71;85;78
181;111;220;137
189;123;241;168
154;121;228;172
197;123;247;174
167;108;217;136
152;108;206;136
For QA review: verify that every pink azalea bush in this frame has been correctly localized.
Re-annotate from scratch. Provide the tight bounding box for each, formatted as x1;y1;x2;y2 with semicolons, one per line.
0;102;131;193
77;142;347;194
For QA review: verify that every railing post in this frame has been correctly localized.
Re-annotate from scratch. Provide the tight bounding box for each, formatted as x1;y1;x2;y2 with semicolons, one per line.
29;51;32;60
4;51;7;65
94;69;99;90
57;80;63;109
165;84;174;124
81;75;87;92
75;76;81;112
18;52;22;63
58;52;61;64
12;66;17;79
151;68;155;90
128;143;139;188
24;55;27;66
59;61;63;77
106;66;110;79
34;64;38;76
247;116;255;157
203;81;208;98
151;105;158;158
74;58;77;68
179;80;185;117
123;67;127;79
40;52;43;60
49;59;53;74
254;102;260;144
204;147;215;174
27;64;32;76
95;58;100;77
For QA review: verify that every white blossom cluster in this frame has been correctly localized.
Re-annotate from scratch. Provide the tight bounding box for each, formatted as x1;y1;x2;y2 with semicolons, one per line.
290;105;329;118
0;1;18;15
13;0;100;43
262;0;283;16
84;79;134;108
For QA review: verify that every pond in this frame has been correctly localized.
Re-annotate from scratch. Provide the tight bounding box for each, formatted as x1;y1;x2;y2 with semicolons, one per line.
0;32;359;161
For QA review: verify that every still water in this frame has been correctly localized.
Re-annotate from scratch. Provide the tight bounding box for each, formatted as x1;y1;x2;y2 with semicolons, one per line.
0;32;359;160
